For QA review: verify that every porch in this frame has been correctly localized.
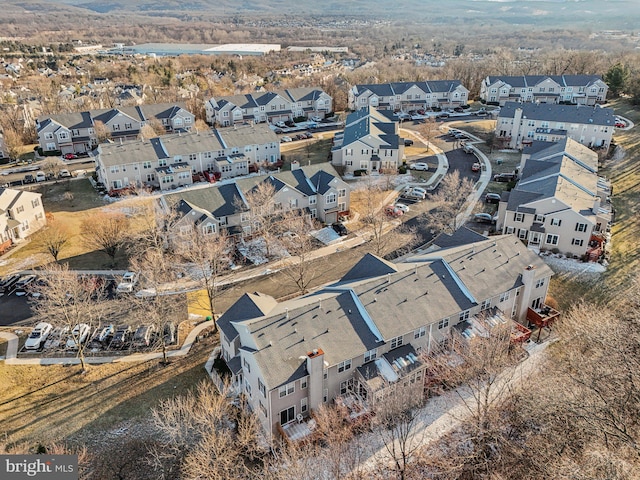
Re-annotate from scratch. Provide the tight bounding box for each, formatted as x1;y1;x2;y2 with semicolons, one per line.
277;415;317;445
527;304;561;342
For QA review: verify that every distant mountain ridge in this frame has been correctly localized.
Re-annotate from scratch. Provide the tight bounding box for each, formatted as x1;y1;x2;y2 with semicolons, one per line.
4;0;636;27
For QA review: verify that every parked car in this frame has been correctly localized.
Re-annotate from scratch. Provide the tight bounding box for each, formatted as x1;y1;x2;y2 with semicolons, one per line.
471;162;481;172
396;112;411;120
285;120;295;127
400;191;424;201
394;203;409;213
24;322;53;350
43;326;68;350
331;222;348;236
295;134;305;140
90;324;115;346
280;136;292;142
63;153;78;160
404;139;414;146
23;174;35;184
35;171;46;182
437;112;450;118
409;162;429;171
58;169;72;178
463;143;474;154
163;322;177;345
410;186;427;197
66;323;91;350
275;121;286;128
493;172;517;183
110;325;132;349
13;274;36;296
310;116;322;122
0;274;21;294
384;205;404;217
133;324;156;348
448;129;460;137
485;193;502;204
473;213;496;224
615;122;625;128
116;272;139;294
303;132;313;139
274;128;284;134
475;109;488;117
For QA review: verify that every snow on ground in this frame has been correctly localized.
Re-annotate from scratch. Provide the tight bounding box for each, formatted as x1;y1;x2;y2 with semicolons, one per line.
539;252;606;275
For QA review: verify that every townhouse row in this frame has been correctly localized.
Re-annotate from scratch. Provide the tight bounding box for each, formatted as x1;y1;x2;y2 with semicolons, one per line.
214;230;554;442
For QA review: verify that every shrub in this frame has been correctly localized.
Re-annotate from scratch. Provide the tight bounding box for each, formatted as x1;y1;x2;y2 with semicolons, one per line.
398;165;408;174
354;169;368;177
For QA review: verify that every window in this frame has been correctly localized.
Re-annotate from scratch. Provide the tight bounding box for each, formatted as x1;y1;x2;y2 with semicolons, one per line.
340;381;348;395
243;358;251;373
44;132;54;140
244;380;252;397
112;124;120;131
143;161;152;169
390;336;403;349
506;226;515;234
364;348;377;363
258;379;266;397
218;217;227;226
309;196;317;205
337;359;352;373
481;299;491;310
459;310;470;323
125;123;132;130
534;214;545;223
301;397;308;413
338;188;346;197
279;382;295;398
545;234;559;245
158;159;167;167
241;212;250;223
16;205;25;214
31;199;40;208
323;388;328;403
518;229;528;240
146;174;154;182
326;193;336;204
572;238;584;246
535;278;545;288
575;222;587;232
414;326;426;339
259;402;267;417
499;291;510;302
550;218;561;226
202;224;215;235
514;212;524;222
301;379;307;389
438;318;449;330
280;406;295;425
110;166;120;174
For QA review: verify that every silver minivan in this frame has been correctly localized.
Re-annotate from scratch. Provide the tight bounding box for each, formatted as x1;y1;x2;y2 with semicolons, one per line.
35;171;46;182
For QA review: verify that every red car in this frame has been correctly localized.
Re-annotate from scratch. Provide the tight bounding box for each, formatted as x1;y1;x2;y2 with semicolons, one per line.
63;153;78;160
615;122;625;128
471;162;481;172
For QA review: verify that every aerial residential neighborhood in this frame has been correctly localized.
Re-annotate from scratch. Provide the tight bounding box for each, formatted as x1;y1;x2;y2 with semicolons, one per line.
0;1;639;478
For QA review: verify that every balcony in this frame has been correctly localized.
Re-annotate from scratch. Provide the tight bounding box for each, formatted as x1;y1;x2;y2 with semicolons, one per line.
527;304;561;342
335;392;373;427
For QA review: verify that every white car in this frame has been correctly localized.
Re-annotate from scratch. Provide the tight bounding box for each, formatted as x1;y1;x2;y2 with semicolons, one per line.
394;203;409;213
411;186;427;196
310;116;322;122
409;163;429;171
66;323;91;350
35;171;46;182
280;136;292;142
116;272;139;294
275;121;286;128
59;169;72;178
24;322;53;350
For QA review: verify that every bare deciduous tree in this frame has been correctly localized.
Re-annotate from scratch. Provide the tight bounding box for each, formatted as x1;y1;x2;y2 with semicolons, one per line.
93;120;111;143
34;219;70;262
81;211;130;265
240;180;281;258
31;264;108;372
277;211;320;295
426;170;475;234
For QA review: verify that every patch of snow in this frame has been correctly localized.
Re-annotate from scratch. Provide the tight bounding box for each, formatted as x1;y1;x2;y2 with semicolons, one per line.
540;252;606;275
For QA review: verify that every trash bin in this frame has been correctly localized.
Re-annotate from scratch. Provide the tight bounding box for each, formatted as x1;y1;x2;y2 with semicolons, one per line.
496;158;503;165
205;316;212;322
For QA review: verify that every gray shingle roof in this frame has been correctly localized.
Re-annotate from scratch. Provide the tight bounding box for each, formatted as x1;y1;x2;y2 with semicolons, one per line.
217;292;278;341
499;102;615;126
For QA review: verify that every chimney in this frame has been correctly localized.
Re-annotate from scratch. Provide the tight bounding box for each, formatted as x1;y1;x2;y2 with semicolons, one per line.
517;264;538;323
306;348;325;412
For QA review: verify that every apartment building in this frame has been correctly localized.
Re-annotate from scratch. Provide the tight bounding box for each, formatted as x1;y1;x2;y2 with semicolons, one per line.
205;87;333;126
213;231;553;442
480;75;608;106
495;138;612;259
0;188;46;253
36;103;195;155
159;164;350;237
495;102;615;150
331;107;404;175
348;80;469;112
95;123;280;193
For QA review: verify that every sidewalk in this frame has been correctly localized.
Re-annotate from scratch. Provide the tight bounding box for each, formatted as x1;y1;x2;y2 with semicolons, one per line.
0;320;215;365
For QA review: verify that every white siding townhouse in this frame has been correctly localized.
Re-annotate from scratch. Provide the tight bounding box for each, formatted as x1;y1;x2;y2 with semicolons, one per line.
0;131;6;160
495;138;612;260
95;123;280;193
480;74;608;106
213;229;554;443
348;80;469;112
0;188;46;253
158;164;350;238
205;87;333;126
331;107;404;175
36;103;195;155
495;102;616;150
